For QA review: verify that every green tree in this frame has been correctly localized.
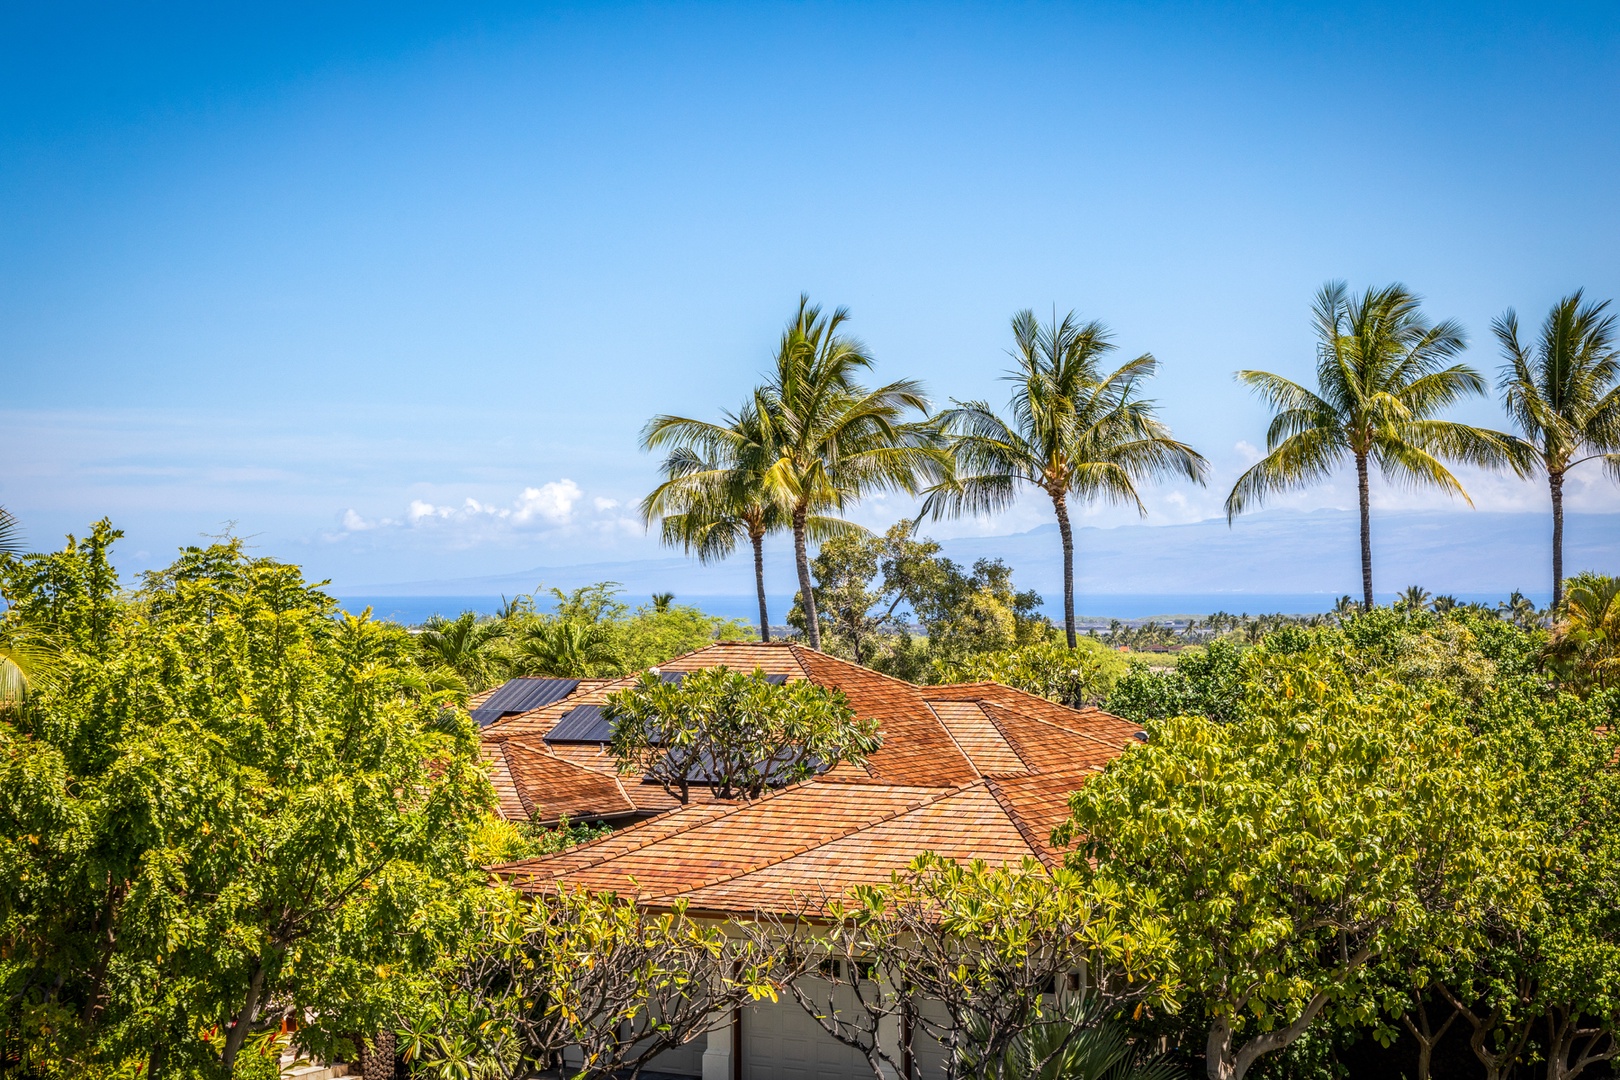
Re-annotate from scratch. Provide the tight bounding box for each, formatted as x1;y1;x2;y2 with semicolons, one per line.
644;297;944;651
0;524;491;1077
1494;291;1620;609
1228;282;1529;610
404;886;788;1080
510;619;621;677
926;309;1207;648
641;402;812;642
750;854;1171;1080
762;296;947;650
1103;640;1245;724
939;638;1128;708
1430;675;1620;1080
1060;647;1532;1080
419;610;509;691
1547;572;1620;693
603;666;878;803
1396;584;1432;612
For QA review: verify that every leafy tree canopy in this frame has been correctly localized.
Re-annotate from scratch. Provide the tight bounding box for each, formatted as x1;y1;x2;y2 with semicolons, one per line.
1060;645;1535;1080
0;522;492;1079
603;666;879;803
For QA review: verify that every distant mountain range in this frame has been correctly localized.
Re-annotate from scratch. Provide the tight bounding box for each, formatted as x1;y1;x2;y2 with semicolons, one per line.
333;508;1618;611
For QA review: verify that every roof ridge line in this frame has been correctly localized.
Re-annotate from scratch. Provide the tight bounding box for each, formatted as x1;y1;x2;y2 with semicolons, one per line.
982;776;1059;869
976;703;1036;775
650;780;990;902
923;701;984;781
979;700;1133;753
505;780;812;877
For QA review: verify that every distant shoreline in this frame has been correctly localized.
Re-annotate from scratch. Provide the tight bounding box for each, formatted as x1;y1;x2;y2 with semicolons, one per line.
330;590;1549;628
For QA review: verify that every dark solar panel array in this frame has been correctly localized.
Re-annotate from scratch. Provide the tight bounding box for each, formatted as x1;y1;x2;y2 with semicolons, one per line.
539;671;792;744
469;677;581;727
545;704;614;743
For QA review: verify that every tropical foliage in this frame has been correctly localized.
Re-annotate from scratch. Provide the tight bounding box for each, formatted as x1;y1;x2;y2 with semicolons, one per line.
603;665;879;802
0;523;491;1079
925;309;1206;647
1228;282;1528;608
1495;291;1620;608
1060;641;1535;1080
643;295;946;651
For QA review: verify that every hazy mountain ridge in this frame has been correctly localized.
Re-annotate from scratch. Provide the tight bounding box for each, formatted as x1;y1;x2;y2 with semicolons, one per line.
336;508;1618;602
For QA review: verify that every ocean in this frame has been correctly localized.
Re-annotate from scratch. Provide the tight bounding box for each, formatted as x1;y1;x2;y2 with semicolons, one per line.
328;591;1545;628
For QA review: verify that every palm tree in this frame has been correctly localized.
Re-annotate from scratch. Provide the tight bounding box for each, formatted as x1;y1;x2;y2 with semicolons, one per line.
642;403;804;642
1396;585;1432;612
650;592;675;613
650;296;946;650
1228;282;1529;610
0;508;50;705
924;309;1207;648
1547;573;1620;692
511;620;620;678
418;611;508;691
1499;589;1543;630
1431;594;1460;614
1494;291;1620;610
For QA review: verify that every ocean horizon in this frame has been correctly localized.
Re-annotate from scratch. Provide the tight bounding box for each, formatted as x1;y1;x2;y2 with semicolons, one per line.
330;590;1551;628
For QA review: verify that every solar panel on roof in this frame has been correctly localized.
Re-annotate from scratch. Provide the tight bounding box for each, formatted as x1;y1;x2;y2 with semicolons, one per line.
469;677;581;726
544;704;616;743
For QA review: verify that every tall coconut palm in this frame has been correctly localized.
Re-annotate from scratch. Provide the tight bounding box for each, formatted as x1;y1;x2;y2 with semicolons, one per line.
1493;290;1620;610
649;296;946;650
642;402;831;642
1228;282;1529;610
924;309;1208;648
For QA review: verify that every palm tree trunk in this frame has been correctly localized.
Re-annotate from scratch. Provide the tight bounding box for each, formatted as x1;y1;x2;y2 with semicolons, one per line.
1052;493;1077;648
1551;470;1565;612
1356;452;1374;610
751;530;771;643
793;507;821;650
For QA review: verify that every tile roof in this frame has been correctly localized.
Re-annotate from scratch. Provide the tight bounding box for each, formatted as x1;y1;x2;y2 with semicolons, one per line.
492;774;1106;914
476;641;1142;828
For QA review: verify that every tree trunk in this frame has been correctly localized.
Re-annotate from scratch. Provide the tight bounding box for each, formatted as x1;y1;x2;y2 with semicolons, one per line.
793;507;821;651
1356;452;1374;610
751;530;771;643
220;958;267;1073
1052;493;1077;649
1543;1006;1618;1080
1551;470;1566;612
1205;989;1333;1080
358;1030;398;1080
1402;994;1457;1080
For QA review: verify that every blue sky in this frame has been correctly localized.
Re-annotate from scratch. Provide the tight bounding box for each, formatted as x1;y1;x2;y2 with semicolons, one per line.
2;2;1617;587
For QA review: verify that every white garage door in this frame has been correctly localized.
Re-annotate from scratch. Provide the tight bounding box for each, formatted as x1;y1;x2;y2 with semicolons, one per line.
741;980;871;1080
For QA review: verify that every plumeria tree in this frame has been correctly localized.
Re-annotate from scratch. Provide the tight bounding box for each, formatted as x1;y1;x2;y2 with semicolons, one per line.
603;665;879;803
1060;645;1533;1080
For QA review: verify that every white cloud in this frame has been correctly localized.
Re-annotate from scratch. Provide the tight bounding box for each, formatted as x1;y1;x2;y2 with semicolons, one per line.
340;479;605;541
514;480;582;524
1234;440;1262;465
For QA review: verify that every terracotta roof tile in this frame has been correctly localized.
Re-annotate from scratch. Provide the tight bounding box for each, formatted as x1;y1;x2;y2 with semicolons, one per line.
501;737;637;822
495;782;943;903
986;768;1102;866
480;742;531;820
789;649;977;787
924;700;1027;777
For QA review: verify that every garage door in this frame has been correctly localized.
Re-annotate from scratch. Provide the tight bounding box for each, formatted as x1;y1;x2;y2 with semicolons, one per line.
741;979;870;1080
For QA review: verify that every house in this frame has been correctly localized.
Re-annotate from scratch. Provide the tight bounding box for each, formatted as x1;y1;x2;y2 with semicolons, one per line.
480;641;1145;1080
